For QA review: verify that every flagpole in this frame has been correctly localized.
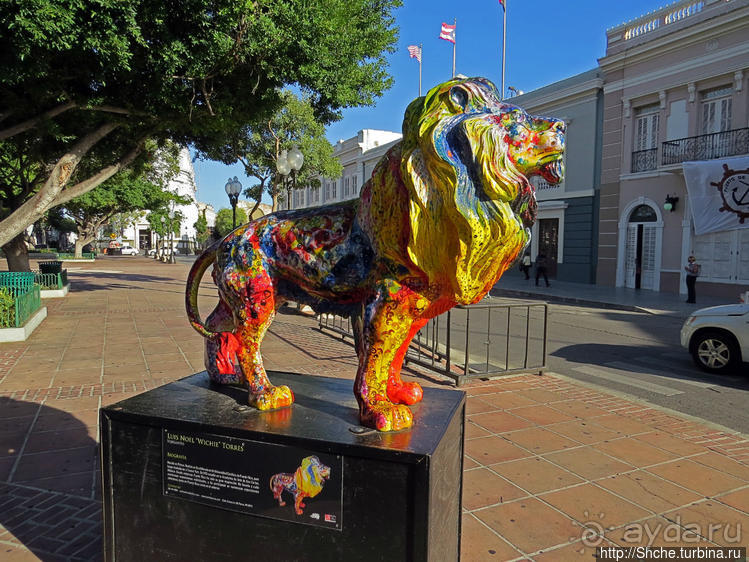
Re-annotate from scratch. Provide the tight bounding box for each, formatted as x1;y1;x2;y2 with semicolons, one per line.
419;43;422;96
501;2;506;99
452;18;457;78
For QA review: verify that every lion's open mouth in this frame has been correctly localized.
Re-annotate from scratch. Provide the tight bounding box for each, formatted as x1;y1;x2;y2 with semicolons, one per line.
539;157;564;185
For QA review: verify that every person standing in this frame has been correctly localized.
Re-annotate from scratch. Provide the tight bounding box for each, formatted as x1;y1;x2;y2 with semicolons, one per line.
521;252;531;280
684;255;700;304
535;251;550;287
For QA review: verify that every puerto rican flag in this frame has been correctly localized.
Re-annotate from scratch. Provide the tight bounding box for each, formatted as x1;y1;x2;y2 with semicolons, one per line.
407;44;422;63
439;22;456;44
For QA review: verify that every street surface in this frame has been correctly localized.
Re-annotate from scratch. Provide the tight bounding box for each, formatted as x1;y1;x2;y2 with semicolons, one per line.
547;303;749;434
428;300;749;435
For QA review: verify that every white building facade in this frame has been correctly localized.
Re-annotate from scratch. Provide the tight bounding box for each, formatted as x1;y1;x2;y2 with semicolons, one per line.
510;69;604;284
290;129;402;210
123;147;204;253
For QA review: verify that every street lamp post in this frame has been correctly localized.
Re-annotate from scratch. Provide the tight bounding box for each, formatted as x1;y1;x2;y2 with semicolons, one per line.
168;209;176;264
225;176;242;229
277;146;304;209
159;216;166;261
277;146;312;315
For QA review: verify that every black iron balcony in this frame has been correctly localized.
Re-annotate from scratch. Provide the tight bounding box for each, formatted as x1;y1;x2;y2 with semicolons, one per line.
631;148;658;173
662;128;749;165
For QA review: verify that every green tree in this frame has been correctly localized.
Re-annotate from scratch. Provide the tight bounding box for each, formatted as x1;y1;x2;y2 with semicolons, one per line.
147;207;186;257
214;207;248;238
194;210;210;251
0;0;400;270
203;91;343;212
46;208;77;237
54;142;183;258
61;171;172;258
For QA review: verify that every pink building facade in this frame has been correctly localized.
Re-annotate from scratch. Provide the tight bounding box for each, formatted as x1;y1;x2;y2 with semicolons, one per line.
597;0;749;297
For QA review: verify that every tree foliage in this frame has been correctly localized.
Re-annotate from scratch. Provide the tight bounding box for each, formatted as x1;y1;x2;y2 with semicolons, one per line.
214;207;248;238
202;91;343;211
194;210;210;249
0;0;401;269
56;142;183;257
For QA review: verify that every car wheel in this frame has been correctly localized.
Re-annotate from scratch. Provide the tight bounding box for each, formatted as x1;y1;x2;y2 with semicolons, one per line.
691;330;740;373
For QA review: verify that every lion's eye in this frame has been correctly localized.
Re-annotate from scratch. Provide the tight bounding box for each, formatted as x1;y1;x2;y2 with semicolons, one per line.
450;86;469;110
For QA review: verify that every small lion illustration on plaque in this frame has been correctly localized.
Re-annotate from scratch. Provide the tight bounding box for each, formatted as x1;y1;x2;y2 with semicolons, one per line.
270;456;331;515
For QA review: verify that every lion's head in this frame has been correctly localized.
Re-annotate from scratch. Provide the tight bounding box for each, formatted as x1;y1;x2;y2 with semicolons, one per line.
395;77;565;303
297;456;331;498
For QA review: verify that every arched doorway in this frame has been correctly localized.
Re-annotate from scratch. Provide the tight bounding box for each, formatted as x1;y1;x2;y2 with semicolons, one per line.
625;204;658;289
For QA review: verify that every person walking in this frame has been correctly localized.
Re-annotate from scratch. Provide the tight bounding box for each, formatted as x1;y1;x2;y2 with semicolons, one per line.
684;255;700;303
535;251;550;287
521;252;532;280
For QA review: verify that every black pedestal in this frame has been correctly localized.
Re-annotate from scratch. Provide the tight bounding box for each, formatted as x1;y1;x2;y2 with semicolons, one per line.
100;371;465;561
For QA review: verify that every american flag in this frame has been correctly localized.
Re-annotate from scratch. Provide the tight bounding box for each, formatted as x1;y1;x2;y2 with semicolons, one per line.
407;44;422;63
439;22;456;44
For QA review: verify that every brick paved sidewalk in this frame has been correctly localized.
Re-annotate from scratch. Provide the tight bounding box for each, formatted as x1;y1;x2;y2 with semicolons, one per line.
1;256;748;561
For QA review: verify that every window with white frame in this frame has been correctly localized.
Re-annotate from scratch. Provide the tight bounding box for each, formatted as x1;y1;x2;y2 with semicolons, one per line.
331;180;337;198
324;181;330;202
353;175;359;195
634;104;660;152
701;86;732;135
344;177;350;197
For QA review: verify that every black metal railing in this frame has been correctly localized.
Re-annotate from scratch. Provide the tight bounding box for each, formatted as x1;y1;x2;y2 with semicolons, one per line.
631;149;658;173
318;301;548;387
662;128;749;165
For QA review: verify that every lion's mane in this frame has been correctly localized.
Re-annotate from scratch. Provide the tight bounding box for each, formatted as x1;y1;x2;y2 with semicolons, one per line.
364;77;540;305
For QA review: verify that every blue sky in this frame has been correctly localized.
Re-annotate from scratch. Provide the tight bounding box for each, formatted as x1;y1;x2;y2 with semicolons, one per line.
194;0;665;211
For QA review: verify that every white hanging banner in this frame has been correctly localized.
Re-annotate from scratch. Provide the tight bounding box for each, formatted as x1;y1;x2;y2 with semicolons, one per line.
683;156;749;235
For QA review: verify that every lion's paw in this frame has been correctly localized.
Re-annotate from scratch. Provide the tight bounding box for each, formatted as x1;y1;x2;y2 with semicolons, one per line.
387;381;423;405
249;385;295;410
360;402;413;432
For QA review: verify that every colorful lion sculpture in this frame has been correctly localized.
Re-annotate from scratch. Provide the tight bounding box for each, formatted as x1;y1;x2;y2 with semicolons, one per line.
270;456;331;515
186;77;565;431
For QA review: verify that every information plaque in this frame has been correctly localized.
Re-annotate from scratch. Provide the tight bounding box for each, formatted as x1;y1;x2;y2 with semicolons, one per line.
162;429;343;530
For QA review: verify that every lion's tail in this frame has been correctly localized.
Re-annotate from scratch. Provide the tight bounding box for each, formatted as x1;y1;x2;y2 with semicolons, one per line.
185;242;220;340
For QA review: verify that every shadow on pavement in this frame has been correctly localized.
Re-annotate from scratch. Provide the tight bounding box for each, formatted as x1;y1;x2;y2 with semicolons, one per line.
0;397;102;561
552;343;749;390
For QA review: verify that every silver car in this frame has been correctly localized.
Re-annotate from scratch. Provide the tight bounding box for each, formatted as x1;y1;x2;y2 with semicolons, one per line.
681;304;749;373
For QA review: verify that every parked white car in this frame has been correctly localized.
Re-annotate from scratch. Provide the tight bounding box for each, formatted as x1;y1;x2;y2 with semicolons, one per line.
120;245;139;256
680;304;749;373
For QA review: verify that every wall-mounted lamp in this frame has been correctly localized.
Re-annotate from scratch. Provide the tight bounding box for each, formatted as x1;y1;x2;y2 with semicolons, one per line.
664;194;679;212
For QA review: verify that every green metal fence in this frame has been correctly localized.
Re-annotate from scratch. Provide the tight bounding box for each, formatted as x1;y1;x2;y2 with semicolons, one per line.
0;272;35;294
56;252;95;260
0;272;42;328
33;269;67;290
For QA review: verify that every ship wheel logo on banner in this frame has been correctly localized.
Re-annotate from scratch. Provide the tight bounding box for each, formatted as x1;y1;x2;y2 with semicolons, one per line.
711;163;749;223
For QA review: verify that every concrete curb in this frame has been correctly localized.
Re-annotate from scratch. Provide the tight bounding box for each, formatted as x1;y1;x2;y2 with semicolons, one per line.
490;287;673;316
0;306;47;342
41;283;70;299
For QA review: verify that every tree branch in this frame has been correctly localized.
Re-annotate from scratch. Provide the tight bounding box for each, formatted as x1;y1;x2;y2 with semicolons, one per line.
52;135;147;207
0;122;120;247
201;79;215;116
80;105;151;117
0;101;77;140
